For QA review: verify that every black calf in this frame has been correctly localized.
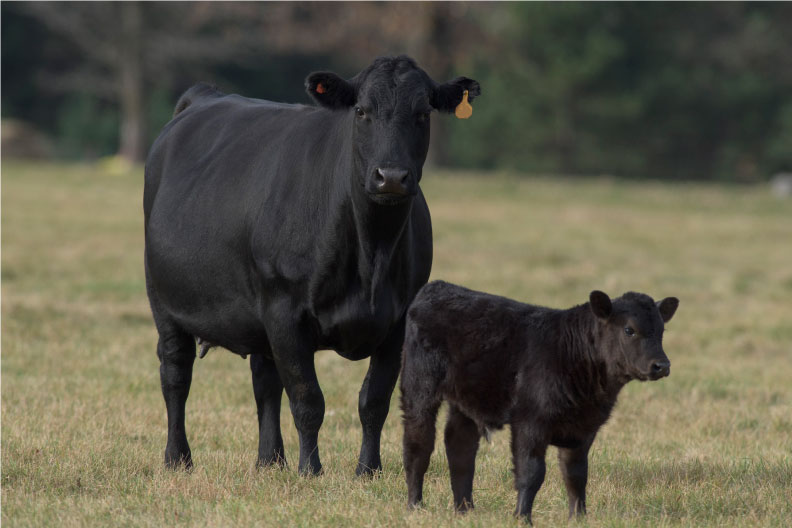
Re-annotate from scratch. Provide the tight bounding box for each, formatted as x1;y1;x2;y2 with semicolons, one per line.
401;281;679;522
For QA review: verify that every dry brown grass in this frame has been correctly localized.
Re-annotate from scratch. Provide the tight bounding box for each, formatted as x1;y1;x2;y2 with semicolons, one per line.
2;162;791;526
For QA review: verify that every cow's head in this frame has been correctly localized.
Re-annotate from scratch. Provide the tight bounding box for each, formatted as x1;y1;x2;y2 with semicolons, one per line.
306;56;480;205
589;291;679;382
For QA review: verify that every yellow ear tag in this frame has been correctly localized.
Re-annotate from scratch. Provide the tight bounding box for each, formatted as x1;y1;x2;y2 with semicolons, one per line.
455;90;473;119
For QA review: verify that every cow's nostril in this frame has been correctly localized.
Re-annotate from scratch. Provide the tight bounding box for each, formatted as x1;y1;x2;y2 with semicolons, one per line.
375;168;410;190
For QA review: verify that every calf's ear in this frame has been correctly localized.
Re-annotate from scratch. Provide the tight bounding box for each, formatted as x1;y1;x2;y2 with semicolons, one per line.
432;76;481;113
306;72;356;109
589;290;613;320
657;297;679;323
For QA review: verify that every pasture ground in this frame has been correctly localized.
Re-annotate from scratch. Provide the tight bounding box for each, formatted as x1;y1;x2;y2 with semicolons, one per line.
2;161;791;527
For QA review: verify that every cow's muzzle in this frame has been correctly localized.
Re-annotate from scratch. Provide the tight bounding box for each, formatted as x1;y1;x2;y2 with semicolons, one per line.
373;167;411;196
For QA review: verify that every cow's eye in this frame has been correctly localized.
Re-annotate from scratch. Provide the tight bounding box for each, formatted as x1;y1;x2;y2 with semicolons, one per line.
355;107;365;118
624;327;636;337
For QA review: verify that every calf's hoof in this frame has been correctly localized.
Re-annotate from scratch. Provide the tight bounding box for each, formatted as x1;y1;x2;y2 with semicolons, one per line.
454;499;474;514
513;511;533;525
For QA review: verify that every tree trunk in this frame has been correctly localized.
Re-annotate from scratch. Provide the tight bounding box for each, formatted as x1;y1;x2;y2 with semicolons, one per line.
419;4;454;168
118;2;145;162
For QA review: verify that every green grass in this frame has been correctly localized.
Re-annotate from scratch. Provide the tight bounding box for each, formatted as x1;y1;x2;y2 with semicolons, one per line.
2;161;791;527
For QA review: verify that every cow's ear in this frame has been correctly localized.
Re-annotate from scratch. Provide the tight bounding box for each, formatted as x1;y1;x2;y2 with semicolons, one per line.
306;72;356;109
432;76;481;113
589;290;613;320
657;297;679;323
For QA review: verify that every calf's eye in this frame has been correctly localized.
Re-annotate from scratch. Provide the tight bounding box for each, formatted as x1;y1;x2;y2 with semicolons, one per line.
417;112;431;123
624;327;635;337
355;107;365;118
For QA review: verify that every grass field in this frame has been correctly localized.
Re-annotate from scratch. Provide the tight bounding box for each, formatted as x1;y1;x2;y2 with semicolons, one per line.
2;161;791;527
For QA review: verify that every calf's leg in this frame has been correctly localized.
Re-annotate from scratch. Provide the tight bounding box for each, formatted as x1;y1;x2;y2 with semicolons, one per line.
444;404;480;512
356;320;404;476
402;402;440;508
250;353;286;468
558;435;595;518
157;329;196;469
400;321;445;508
511;422;547;524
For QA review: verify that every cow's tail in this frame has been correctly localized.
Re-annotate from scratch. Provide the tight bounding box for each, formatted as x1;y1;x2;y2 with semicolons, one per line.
173;82;222;117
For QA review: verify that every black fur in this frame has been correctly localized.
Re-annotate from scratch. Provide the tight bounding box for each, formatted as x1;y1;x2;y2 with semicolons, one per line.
431;76;481;113
401;281;679;522
144;57;480;476
306;56;481;114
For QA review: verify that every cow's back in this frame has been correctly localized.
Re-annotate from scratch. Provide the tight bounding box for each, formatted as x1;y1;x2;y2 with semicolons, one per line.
144;90;337;352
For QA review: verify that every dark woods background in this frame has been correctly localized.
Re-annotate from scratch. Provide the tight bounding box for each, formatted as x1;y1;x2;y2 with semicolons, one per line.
3;2;791;181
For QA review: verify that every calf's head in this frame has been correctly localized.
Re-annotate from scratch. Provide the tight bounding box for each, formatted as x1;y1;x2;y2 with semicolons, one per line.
589;291;679;382
306;56;480;205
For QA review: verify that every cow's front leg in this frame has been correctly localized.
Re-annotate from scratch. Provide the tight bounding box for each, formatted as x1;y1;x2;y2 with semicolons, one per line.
250;353;286;468
511;422;547;524
157;329;196;469
270;328;324;476
558;434;595;518
356;319;404;476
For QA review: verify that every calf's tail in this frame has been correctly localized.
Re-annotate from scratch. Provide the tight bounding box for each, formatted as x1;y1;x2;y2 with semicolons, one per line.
400;317;445;420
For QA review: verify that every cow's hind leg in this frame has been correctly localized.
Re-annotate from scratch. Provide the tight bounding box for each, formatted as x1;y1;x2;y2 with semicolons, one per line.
356;319;404;476
157;327;196;469
250;354;286;468
445;404;480;512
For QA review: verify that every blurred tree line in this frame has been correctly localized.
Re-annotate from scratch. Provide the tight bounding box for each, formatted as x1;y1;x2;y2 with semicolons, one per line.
2;2;791;181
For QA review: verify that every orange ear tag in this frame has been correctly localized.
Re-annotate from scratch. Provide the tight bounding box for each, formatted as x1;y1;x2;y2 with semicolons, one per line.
455;90;473;119
316;83;326;94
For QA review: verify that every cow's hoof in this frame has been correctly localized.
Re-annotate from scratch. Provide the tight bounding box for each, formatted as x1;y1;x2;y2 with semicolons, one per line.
164;452;193;471
355;462;383;477
298;463;323;477
256;454;287;470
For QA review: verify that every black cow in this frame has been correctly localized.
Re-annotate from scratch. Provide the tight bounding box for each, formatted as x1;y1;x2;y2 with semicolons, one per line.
401;281;679;522
144;56;480;476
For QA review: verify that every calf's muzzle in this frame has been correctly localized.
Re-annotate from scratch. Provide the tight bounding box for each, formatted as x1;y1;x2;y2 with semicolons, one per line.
649;359;671;379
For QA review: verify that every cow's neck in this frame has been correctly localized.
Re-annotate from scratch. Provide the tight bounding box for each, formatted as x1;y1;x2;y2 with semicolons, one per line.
348;190;413;309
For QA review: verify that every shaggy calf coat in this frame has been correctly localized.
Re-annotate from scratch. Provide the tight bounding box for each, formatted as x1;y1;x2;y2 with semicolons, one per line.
400;281;679;522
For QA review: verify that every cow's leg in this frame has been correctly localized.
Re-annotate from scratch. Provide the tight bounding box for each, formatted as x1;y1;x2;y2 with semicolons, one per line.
157;328;196;469
558;434;595;518
268;324;324;476
511;422;547;524
250;354;286;468
402;401;440;508
444;404;480;512
356;319;404;476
